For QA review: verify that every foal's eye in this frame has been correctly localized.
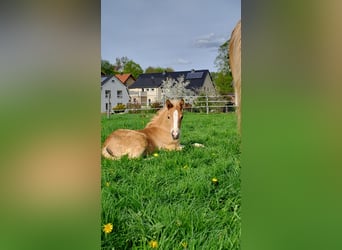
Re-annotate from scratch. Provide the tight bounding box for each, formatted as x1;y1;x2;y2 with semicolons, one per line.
167;116;170;119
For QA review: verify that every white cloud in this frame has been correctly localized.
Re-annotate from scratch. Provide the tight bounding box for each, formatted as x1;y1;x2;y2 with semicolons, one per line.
176;58;192;65
193;33;226;49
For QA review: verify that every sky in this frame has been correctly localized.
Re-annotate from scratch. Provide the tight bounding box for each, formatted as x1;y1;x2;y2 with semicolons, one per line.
101;0;241;73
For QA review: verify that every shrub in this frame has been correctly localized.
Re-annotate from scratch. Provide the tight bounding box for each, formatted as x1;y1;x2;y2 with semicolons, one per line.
112;104;126;113
150;102;163;110
127;103;142;113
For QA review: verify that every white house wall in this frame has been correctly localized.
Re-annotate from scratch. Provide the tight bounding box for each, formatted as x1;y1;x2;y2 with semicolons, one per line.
101;77;130;113
202;74;216;95
128;87;162;105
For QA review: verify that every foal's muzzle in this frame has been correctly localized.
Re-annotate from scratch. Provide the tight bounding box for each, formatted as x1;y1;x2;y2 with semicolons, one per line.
171;129;180;140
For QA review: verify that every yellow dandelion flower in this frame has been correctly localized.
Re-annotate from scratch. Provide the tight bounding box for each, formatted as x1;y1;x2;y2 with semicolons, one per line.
103;223;113;234
105;182;110;187
149;240;158;248
212;178;219;185
181;241;188;248
153;153;159;157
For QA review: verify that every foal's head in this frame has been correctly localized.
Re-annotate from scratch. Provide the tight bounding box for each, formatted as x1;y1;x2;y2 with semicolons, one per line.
165;99;184;140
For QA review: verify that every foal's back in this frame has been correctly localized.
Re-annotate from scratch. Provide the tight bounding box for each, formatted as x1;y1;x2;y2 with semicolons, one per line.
102;129;150;159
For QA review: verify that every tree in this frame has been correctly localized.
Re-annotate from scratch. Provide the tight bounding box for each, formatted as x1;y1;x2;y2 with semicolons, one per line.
113;56;129;72
161;75;195;99
214;40;231;73
123;60;143;79
145;66;174;73
213;40;234;95
211;72;233;95
102;56;143;79
112;57;143;79
101;59;115;75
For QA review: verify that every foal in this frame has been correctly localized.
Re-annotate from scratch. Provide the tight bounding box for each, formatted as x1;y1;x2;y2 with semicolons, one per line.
102;99;184;160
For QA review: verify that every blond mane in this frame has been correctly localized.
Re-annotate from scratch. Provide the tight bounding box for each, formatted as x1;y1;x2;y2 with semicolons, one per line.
145;100;182;128
145;106;168;128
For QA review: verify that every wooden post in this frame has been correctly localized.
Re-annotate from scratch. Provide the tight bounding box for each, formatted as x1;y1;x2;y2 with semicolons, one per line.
107;92;111;119
206;94;209;114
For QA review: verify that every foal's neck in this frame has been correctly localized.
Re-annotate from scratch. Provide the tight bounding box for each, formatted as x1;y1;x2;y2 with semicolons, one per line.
145;108;168;129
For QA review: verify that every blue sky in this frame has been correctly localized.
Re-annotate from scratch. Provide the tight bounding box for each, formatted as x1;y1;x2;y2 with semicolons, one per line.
101;0;241;72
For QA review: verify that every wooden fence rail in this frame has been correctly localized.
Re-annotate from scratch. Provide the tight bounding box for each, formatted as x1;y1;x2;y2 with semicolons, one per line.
107;95;236;116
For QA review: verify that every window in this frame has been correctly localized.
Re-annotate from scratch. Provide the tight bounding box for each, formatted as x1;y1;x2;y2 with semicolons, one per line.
117;90;123;98
105;90;111;98
105;103;108;110
151;88;154;91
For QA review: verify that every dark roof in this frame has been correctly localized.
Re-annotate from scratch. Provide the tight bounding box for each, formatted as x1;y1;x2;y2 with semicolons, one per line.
129;69;212;91
101;75;126;86
101;75;111;84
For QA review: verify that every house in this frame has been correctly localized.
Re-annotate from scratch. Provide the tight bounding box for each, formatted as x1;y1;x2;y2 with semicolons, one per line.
101;75;130;113
128;74;163;106
128;69;216;106
115;73;136;87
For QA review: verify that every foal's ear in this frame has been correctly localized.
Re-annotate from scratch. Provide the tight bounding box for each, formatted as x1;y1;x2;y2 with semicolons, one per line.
166;99;173;109
179;99;185;110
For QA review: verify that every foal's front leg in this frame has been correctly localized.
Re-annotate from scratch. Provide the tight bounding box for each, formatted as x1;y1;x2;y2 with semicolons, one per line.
163;142;183;151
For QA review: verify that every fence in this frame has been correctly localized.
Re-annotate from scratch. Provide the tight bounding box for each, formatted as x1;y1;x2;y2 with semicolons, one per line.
107;95;236;117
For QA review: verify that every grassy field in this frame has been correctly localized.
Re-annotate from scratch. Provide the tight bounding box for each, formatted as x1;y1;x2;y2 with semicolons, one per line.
101;112;241;249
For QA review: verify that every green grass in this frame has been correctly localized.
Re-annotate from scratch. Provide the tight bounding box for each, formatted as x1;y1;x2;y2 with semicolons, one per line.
101;112;241;249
